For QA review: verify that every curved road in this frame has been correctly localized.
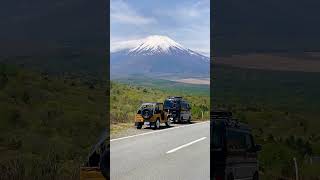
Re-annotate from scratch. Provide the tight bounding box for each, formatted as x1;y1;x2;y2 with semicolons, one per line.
110;121;210;180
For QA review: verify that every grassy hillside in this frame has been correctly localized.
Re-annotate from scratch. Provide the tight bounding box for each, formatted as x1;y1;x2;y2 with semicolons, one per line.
110;81;210;133
213;64;320;179
0;63;107;179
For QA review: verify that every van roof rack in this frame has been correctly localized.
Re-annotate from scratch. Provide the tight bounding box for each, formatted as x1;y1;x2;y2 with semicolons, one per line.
211;111;232;119
167;96;182;99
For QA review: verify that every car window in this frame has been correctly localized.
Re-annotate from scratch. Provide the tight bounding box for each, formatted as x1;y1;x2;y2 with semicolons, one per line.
164;100;174;109
181;102;185;110
226;130;246;151
182;102;188;110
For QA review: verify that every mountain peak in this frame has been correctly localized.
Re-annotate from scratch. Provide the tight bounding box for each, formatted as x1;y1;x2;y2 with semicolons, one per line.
129;35;185;55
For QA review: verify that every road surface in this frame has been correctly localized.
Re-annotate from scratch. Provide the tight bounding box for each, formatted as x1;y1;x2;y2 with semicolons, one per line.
110;121;210;180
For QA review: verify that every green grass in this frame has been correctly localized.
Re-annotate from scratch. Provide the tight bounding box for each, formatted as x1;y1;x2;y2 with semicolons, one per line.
0;63;107;179
213;64;320;179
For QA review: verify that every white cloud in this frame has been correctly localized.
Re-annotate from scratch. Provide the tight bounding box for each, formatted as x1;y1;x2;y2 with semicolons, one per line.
154;0;209;21
111;0;156;25
110;38;144;52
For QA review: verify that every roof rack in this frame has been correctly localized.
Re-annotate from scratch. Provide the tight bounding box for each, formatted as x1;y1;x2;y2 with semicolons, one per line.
167;96;183;99
211;111;232;120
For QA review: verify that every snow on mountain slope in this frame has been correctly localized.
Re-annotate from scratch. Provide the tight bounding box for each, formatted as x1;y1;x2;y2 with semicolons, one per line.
129;35;184;54
111;35;210;78
113;35;208;59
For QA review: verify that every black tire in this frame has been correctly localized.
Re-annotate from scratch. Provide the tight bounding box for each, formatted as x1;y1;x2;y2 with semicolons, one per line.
187;116;191;124
100;149;109;179
141;108;153;119
252;172;259;180
136;125;142;129
180;116;183;124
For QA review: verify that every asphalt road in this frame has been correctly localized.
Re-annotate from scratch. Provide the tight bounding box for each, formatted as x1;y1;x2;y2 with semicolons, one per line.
110;121;210;180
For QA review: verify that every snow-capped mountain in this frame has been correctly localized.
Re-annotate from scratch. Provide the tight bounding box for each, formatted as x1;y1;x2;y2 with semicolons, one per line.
111;35;209;78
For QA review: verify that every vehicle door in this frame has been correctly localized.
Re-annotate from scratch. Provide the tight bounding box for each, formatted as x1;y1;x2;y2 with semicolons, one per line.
155;104;160;115
181;101;188;119
159;104;165;122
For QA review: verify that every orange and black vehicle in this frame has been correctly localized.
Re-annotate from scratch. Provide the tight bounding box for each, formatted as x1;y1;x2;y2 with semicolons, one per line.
135;102;171;129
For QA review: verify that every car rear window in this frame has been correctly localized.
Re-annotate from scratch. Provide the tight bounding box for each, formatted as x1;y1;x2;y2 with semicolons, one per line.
164;100;177;109
226;130;253;151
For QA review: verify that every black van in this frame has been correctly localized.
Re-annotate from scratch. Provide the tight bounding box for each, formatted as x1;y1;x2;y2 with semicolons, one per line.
211;111;261;180
163;96;192;123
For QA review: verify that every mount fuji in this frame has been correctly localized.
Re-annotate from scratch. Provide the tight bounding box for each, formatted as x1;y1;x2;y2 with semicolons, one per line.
110;35;209;78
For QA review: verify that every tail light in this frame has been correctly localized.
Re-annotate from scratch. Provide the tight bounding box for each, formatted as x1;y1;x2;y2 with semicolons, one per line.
215;175;223;180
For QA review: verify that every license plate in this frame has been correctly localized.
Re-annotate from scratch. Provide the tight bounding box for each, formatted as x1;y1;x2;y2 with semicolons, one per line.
144;122;150;125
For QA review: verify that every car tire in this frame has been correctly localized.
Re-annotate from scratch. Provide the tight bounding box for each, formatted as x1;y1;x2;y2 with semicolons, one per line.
252;172;259;180
136;124;142;129
187;116;191;124
154;119;160;130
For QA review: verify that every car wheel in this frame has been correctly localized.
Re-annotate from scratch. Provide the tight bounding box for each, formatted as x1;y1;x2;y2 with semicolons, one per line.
252;172;259;180
154;119;160;129
136;124;142;129
187;116;191;124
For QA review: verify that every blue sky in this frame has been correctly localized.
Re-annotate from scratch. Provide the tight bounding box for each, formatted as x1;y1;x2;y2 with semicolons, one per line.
110;0;210;56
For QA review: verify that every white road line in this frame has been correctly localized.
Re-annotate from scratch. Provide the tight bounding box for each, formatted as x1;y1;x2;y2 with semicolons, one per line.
110;121;209;142
166;137;207;154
